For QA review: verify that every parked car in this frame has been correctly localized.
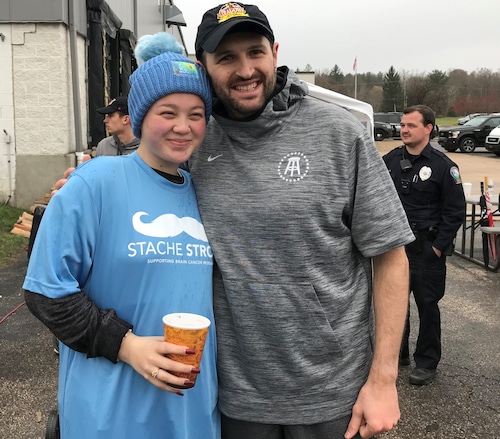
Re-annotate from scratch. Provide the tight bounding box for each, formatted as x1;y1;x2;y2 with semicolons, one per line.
431;124;439;139
374;112;402;138
374;121;393;141
457;113;487;125
438;113;500;153
374;111;438;140
485;125;500;156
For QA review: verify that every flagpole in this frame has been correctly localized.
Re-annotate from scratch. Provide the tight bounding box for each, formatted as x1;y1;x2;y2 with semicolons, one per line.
353;56;358;99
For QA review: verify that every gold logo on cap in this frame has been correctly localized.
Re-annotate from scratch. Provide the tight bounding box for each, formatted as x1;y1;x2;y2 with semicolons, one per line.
217;3;249;23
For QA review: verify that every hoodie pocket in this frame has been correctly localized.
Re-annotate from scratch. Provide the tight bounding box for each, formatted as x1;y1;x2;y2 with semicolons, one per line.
218;279;345;394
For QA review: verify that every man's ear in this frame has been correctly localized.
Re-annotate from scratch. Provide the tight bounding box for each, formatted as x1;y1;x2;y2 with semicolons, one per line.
123;115;131;125
273;42;279;69
195;58;207;72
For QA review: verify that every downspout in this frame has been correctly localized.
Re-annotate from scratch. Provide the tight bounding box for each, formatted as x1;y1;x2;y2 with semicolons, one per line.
3;129;12;205
133;0;138;37
68;0;84;165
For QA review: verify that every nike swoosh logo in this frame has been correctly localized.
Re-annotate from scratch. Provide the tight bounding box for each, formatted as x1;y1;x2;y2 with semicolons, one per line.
207;154;223;162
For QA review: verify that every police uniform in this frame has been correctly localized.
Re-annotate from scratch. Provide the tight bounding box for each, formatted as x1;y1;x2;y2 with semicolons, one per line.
383;143;465;371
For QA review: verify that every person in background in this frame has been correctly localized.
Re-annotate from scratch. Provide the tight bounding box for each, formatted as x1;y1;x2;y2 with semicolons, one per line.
188;3;415;438
95;96;140;156
383;104;466;386
23;33;219;438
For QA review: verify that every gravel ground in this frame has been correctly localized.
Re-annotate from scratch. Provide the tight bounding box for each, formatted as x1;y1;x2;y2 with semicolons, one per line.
2;249;499;439
0;255;58;439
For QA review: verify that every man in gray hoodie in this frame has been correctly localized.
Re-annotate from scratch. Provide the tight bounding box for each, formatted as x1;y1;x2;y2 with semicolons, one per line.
95;96;139;156
188;3;415;439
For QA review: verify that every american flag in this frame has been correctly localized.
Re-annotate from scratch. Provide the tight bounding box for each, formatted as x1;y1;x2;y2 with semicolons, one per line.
353;57;357;72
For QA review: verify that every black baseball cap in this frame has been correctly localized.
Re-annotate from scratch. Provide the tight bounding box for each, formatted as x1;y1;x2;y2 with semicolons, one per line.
97;96;129;115
195;3;274;59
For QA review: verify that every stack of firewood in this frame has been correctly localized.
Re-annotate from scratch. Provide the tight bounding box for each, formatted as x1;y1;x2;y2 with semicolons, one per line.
10;211;33;238
31;193;52;208
10;193;52;238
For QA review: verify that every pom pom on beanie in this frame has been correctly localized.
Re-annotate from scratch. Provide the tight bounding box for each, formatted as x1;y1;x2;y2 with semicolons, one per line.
128;32;212;138
135;32;184;65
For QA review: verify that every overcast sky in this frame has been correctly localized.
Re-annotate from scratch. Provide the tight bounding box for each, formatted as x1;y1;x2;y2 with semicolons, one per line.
174;0;499;76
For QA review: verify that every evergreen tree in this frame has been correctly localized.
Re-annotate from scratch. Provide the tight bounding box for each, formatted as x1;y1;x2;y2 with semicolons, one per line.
425;70;449;116
406;75;431;107
327;64;344;92
383;66;404;112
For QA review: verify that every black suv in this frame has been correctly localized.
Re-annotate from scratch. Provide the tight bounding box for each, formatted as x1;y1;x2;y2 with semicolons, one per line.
374;121;393;141
374;112;402;138
438;113;500;153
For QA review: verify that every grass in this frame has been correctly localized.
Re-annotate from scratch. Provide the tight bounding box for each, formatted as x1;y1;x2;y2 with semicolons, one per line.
0;204;29;267
436;117;459;127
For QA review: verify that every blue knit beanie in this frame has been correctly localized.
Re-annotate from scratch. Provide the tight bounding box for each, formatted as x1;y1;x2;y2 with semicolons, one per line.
128;32;212;138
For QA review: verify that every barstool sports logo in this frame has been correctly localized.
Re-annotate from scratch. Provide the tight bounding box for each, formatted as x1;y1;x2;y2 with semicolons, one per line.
278;152;309;182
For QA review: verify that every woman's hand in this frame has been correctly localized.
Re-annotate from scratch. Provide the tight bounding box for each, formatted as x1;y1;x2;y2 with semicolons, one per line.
118;333;200;395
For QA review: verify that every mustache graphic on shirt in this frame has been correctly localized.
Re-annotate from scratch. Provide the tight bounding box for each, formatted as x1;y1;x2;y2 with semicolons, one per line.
132;212;208;242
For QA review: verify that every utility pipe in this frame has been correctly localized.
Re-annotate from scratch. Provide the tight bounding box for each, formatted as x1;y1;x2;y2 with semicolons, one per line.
3;129;12;205
68;0;84;164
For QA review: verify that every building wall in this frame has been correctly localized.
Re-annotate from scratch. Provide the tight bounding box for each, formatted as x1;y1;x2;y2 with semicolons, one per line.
0;1;186;209
104;0;185;47
0;0;66;24
103;0;134;32
136;0;166;36
0;0;87;36
0;23;16;206
296;71;315;85
1;23;87;208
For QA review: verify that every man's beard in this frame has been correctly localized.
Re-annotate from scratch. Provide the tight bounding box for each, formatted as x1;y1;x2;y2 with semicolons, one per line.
212;75;276;120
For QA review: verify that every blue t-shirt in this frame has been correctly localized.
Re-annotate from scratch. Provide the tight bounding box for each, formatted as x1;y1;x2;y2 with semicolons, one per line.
23;153;219;439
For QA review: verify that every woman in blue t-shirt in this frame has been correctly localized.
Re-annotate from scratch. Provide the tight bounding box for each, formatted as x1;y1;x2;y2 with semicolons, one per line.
23;33;220;439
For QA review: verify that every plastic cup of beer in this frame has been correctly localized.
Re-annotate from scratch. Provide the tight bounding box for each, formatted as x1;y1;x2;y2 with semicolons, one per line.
463;182;472;197
163;313;211;388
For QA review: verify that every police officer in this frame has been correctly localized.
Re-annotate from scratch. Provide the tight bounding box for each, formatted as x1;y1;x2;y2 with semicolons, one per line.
383;105;466;386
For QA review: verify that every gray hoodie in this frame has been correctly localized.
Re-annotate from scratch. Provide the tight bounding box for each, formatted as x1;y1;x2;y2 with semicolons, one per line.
189;68;414;424
96;134;139;156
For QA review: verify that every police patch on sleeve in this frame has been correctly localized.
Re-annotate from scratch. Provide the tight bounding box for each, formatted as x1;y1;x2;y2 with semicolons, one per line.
450;166;462;184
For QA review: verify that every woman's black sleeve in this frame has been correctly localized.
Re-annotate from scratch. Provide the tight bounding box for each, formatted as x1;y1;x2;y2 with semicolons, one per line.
24;290;133;363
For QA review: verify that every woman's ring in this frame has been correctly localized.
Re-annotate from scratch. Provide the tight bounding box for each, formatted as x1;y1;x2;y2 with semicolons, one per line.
151;367;160;379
